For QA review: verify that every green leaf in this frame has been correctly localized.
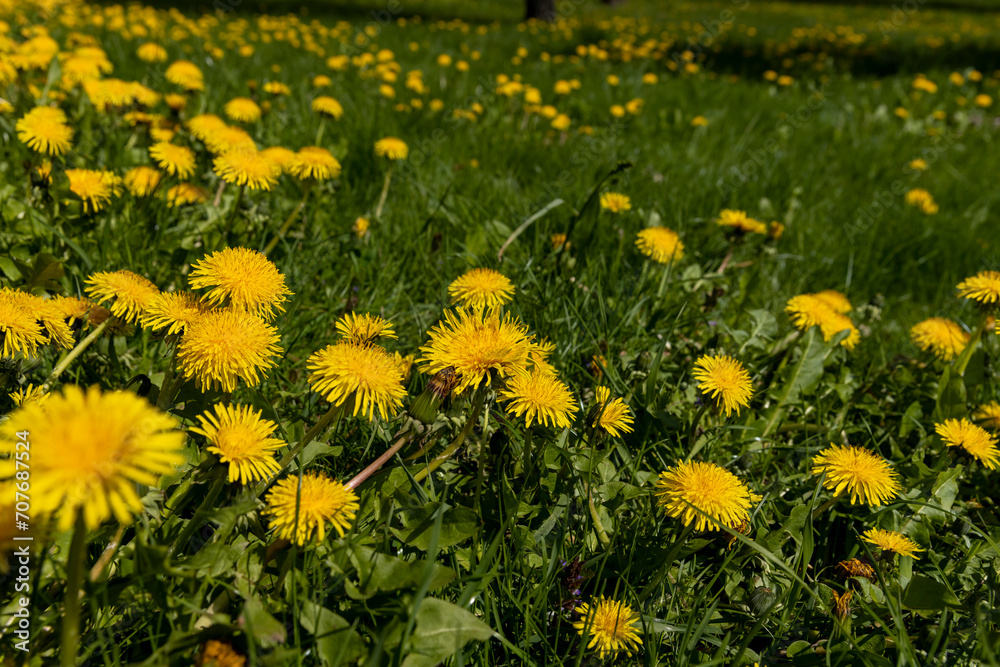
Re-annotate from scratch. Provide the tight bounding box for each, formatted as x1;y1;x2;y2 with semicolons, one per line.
391;501;480;550
902;575;960;610
738;309;778;353
239;598;287;647
401;598;494;667
786;640;812;657
299;600;366;665
345;545;455;600
24;252;64;291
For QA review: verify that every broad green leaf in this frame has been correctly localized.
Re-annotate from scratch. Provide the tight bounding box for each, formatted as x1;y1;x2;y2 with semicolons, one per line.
299;600;366;665
902;576;960;610
391;501;480;550
401;598;494;667
239;598;287;647
346;545;455;600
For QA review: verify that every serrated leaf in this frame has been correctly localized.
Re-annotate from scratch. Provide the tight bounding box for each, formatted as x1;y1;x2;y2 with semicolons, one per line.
239;599;287;647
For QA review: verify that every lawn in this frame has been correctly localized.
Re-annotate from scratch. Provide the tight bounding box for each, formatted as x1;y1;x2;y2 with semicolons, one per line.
1;0;999;664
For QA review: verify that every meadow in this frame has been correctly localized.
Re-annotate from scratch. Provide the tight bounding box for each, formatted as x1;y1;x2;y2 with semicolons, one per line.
1;0;1000;664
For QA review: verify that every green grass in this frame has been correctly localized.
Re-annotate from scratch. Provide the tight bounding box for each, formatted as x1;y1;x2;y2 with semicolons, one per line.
2;0;1000;665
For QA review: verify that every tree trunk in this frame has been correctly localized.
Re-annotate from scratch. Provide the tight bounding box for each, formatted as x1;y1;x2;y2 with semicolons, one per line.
525;0;556;21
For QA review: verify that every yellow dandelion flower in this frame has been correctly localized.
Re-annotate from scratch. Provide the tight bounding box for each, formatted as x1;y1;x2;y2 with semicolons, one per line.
692;354;753;417
214;148;280;190
3;290;73;349
910;318;969;361
499;367;577;429
224;97;262;123
8;383;48;408
635;227;684;264
204;125;257;156
188;247;293;321
374;136;409;160
311;95;344;119
0;289;46;358
592;386;634;437
811;444;901;507
263;472;359;546
335;312;397;345
904;188;938;215
448;268;515;310
166;183;209;207
353;217;370;238
786;294;833;330
136;42;168;63
186;113;227;142
395;352;415;381
715;209;767;234
935;418;999;469
16;106;73;156
177;309;282;393
190;404;284;484
813;289;853;314
84;270;158;324
861;528;924;560
287;146;341;181
165;60;204;91
818;311;860;350
600;192;631;213
65;169;121;213
419;308;532;394
551;233;568;249
261;146;297;172
51;295;94;324
654;461;757;531
142;291;211;335
909;158;929;171
0;385;184;530
306;341;407;420
123;166;162;197
313;75;332;87
691;115;708;127
551;113;571;131
956;270;1000;305
973;402;1000;431
149;141;196;179
263;81;291;96
573;597;643;659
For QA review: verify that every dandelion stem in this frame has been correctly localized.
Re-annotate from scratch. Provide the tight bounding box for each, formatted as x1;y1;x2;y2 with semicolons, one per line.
346;430;415;489
521;428;533;477
375;168;394;219
89;523;127;582
812;491;845;519
224;183;245;242
43;320;108;392
686;403;710;456
472;389;494;514
588;486;611;549
954;316;988;377
170;469;226;558
61;512;87;667
263;181;313;255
